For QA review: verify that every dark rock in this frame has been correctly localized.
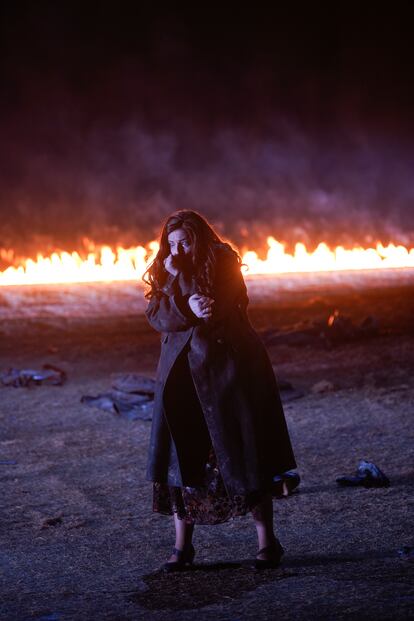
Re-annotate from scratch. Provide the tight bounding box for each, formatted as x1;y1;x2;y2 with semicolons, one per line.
110;373;155;395
81;391;153;421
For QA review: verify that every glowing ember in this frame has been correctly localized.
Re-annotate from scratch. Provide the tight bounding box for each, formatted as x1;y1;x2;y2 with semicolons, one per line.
0;237;413;286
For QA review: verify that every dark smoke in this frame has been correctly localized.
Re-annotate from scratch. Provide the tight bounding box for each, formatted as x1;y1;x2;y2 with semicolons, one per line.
2;120;414;256
1;3;414;257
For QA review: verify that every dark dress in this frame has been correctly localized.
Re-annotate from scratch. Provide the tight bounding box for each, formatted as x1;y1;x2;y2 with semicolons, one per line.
152;339;269;524
152;444;269;524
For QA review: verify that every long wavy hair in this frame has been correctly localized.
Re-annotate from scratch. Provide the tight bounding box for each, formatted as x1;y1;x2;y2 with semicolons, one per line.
142;210;242;299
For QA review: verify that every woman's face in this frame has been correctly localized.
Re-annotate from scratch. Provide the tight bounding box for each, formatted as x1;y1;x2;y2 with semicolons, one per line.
167;228;192;257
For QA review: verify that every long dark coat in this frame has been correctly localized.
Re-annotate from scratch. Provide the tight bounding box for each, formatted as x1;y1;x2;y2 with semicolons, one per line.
144;242;297;497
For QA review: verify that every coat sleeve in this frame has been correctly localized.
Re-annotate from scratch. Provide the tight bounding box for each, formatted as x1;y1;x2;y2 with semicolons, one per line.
208;252;249;325
145;274;200;333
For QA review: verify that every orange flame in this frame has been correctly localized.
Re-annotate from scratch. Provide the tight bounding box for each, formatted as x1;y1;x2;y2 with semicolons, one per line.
241;237;414;274
0;237;413;286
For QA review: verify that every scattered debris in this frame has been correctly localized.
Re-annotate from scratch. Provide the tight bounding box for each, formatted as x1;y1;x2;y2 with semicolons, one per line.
336;459;390;488
81;373;155;421
262;310;380;349
323;311;379;347
311;380;335;394
110;373;156;395
83;372;302;417
81;393;153;421
0;364;67;387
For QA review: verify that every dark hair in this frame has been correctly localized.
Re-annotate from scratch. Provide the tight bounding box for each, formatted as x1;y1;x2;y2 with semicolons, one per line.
142;209;242;299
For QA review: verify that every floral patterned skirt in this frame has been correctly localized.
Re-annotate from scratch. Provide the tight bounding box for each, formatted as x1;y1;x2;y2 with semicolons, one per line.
152;443;270;525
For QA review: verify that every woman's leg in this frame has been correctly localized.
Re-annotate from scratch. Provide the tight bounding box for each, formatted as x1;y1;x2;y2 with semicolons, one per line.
167;512;195;561
251;492;277;559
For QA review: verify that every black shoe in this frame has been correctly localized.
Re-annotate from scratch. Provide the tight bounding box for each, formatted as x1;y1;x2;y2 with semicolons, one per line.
161;543;196;573
254;538;284;569
272;471;301;497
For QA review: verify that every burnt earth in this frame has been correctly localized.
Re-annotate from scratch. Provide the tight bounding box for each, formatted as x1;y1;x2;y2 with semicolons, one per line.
1;283;413;620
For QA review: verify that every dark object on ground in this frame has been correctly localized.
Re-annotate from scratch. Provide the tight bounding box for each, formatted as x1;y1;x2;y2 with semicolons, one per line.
322;311;379;347
110;372;155;395
262;310;380;349
336;459;390;488
81;392;153;421
0;459;17;465
272;471;301;497
397;545;414;561
81;372;155;421
357;460;390;485
0;363;66;387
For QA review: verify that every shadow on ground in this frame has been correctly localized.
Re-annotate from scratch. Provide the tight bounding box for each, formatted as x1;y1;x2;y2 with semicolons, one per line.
134;547;408;611
134;562;297;610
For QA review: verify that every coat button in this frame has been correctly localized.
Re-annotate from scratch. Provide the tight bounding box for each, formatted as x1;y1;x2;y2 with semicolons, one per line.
216;337;225;344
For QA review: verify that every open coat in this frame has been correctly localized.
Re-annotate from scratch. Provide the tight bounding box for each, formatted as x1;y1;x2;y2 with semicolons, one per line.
145;242;297;497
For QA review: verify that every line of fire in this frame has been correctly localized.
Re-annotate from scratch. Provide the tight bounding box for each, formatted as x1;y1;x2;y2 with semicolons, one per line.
1;237;414;286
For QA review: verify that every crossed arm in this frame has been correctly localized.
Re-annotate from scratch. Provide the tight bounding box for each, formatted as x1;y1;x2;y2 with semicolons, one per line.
144;274;198;332
144;253;249;333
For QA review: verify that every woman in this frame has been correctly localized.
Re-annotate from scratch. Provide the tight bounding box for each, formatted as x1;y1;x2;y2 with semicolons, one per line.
142;209;297;571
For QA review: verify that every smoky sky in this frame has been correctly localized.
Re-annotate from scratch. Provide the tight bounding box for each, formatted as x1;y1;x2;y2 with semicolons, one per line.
1;2;414;256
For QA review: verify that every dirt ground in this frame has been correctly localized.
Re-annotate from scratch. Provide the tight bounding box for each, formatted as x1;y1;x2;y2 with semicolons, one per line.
1;281;414;620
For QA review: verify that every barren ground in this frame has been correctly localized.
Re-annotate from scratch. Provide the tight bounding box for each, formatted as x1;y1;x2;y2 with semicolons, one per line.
1;280;414;620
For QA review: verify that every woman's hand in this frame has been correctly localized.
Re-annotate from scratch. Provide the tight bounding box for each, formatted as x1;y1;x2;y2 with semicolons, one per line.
163;254;179;276
188;293;214;319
